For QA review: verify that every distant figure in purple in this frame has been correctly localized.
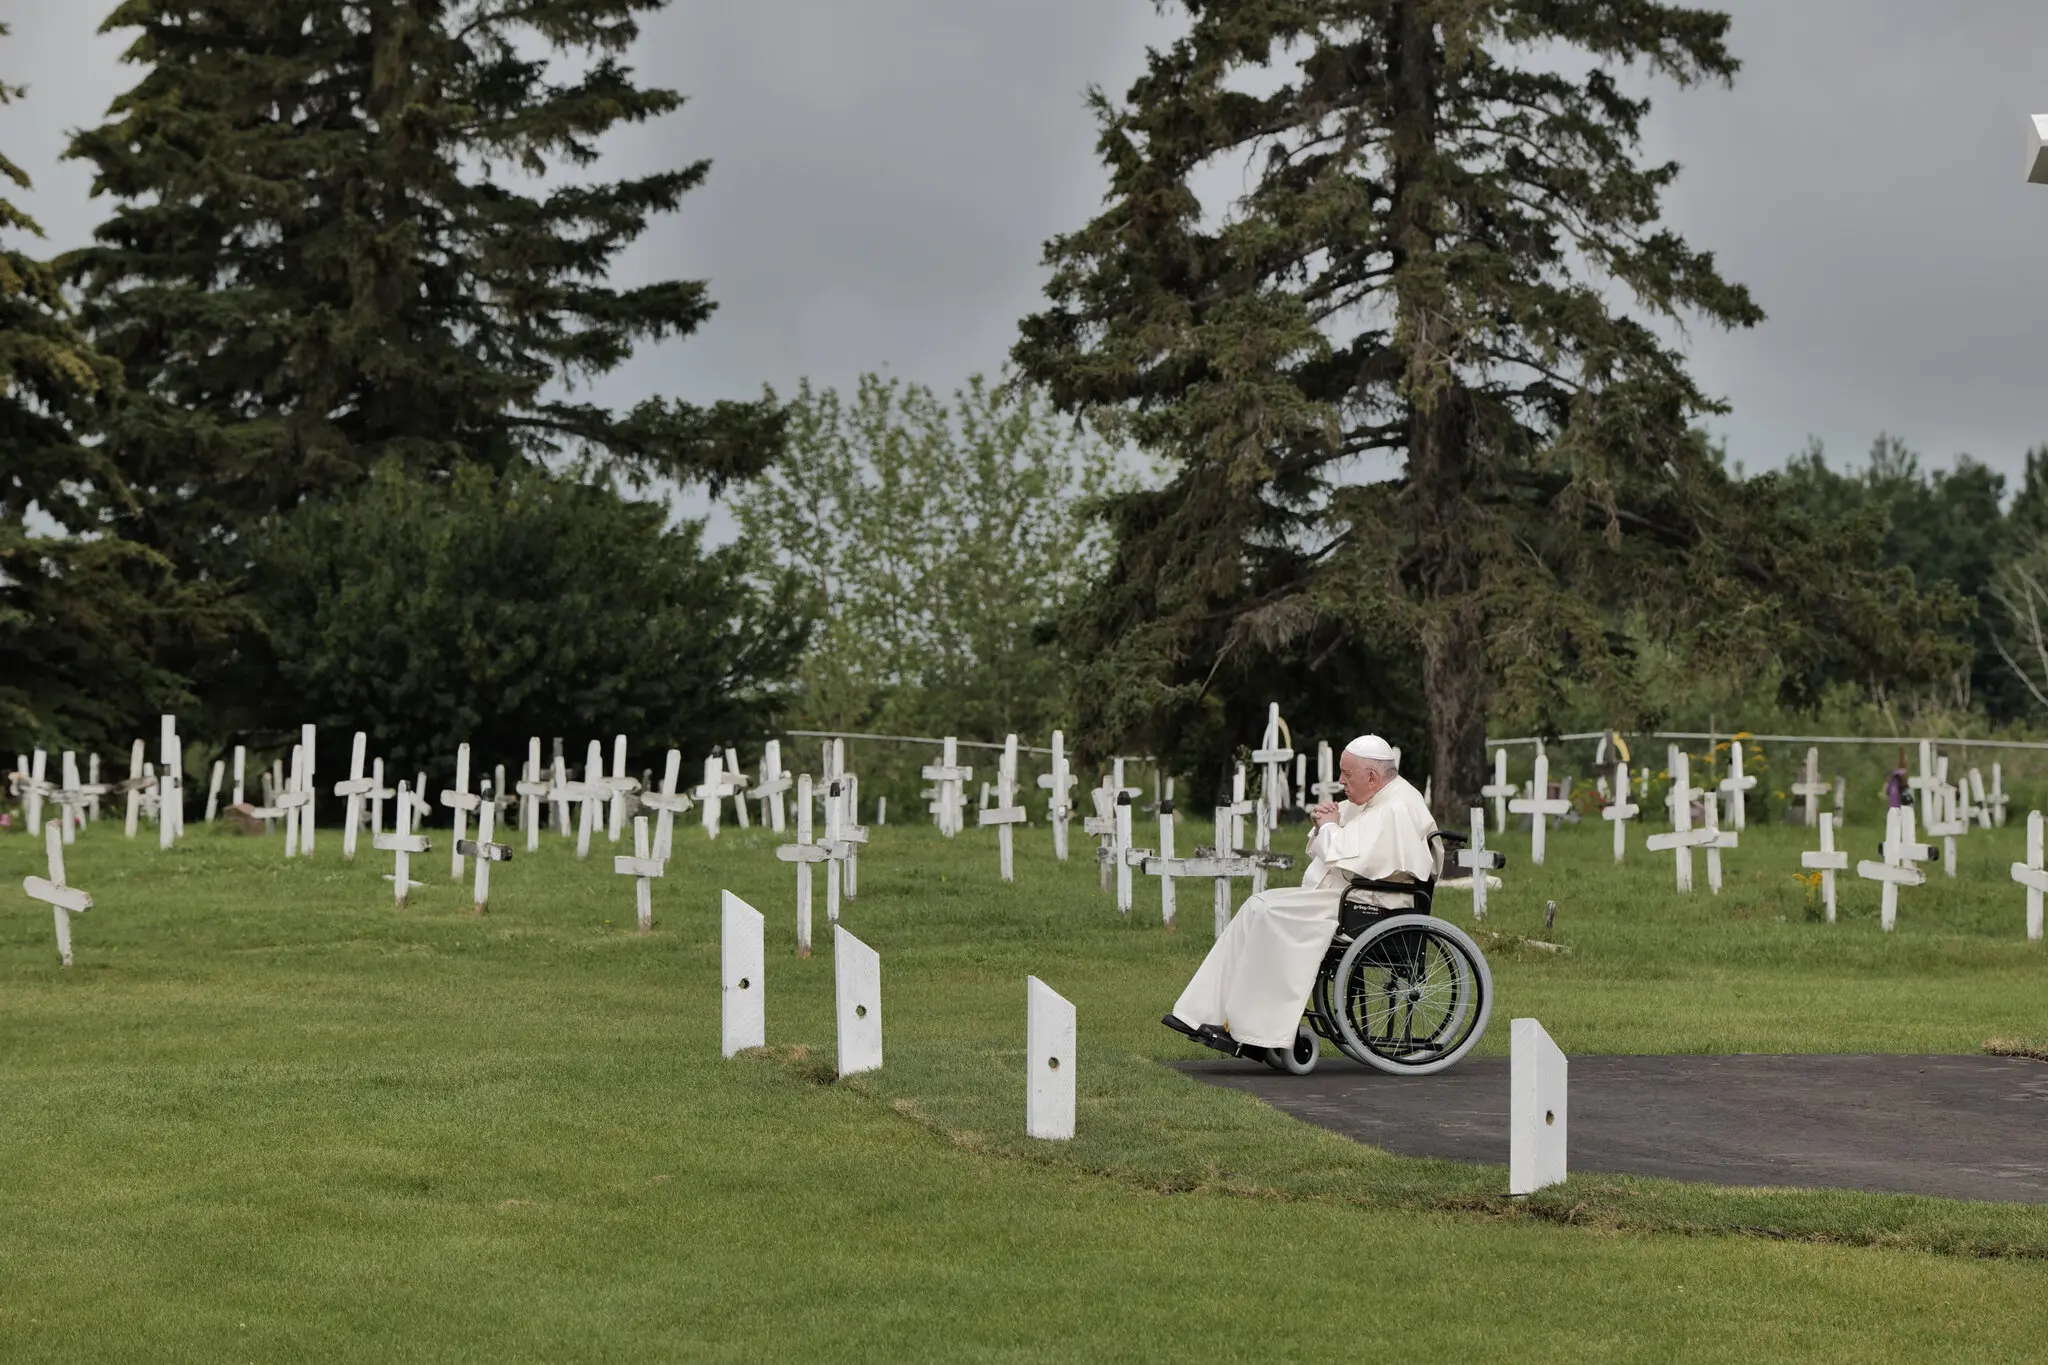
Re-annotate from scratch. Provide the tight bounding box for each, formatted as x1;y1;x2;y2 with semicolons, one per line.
1886;767;1908;808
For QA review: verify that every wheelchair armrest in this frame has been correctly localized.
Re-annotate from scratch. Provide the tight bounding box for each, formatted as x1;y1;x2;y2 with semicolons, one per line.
1340;875;1433;897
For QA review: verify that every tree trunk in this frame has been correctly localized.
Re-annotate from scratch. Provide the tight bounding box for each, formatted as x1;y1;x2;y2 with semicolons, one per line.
1386;1;1489;822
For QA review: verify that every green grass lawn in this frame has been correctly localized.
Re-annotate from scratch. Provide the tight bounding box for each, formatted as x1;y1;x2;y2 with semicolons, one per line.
5;806;2048;1362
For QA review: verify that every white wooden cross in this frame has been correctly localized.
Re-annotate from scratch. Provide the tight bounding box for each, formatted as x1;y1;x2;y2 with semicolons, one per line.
1717;740;1756;831
367;759;393;837
441;743;482;880
1082;777;1118;893
977;733;1028;882
120;739;150;839
1456;806;1506;920
1801;811;1848;923
232;744;246;809
1857;804;1929;932
515;737;550;853
694;752;738;841
823;777;852;925
24;819;93;967
1507;754;1571;867
20;747;52;837
1252;702;1293;825
920;737;971;838
752;740;791;833
1601;762;1638;863
548;743;573;835
1925;771;1968;879
1790;746;1829;829
159;714;185;850
1480;748;1516;833
2010;810;2048;942
640;748;692;862
1989;762;2010;828
1965;767;1989;831
1037;729;1076;862
374;779;431;906
841;772;869;902
775;772;828;958
606;735;634;842
571;741;605;858
276;745;313;857
334;731;376;861
721;748;752;829
1141;799;1181;928
201;757;224;826
1310;740;1343;807
1111;792;1135;914
458;789;514;915
1645;750;1712;892
614;814;664;932
1225;764;1252;853
54;751;88;844
1293;753;1309;813
1907;740;1941;831
1699;791;1736;895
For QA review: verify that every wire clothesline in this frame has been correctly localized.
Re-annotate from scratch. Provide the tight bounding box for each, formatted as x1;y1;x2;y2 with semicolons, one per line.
1487;731;2048;754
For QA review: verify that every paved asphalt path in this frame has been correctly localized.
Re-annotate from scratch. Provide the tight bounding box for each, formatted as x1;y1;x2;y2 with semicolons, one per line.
1178;1052;2048;1203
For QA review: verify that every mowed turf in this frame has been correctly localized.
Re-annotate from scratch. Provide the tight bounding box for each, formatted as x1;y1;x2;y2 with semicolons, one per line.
5;807;2048;1362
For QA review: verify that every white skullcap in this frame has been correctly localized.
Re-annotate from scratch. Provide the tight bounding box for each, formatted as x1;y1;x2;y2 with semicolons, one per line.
1344;734;1397;762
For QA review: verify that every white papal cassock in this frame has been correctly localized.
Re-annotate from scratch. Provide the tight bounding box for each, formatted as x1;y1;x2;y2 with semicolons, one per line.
1170;775;1439;1047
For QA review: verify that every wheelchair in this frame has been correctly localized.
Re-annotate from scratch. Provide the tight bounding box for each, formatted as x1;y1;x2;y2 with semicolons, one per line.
1238;830;1496;1078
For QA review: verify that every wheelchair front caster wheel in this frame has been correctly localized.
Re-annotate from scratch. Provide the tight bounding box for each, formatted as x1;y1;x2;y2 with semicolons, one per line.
1270;1024;1319;1076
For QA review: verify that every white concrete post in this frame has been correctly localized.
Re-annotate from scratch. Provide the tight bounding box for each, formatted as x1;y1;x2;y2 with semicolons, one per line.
722;891;766;1057
1026;975;1076;1140
834;925;882;1077
1510;1017;1567;1196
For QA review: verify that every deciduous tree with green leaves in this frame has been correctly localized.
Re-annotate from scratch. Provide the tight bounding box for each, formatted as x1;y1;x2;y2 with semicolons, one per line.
1017;0;1962;812
732;373;1122;747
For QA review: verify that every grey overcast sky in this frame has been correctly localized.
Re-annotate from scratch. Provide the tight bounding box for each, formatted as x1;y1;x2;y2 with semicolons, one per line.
6;0;2048;501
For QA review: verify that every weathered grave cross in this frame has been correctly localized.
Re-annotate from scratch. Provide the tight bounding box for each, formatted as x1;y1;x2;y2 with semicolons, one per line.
1457;807;1507;920
515;737;550;853
120;739;151;840
1717;741;1756;831
614;814;665;933
1925;767;1968;879
1479;748;1516;834
1645;750;1713;893
2010;810;2048;942
1506;754;1571;868
752;740;792;834
1082;777;1119;893
441;743;482;881
920;738;971;838
1907;740;1941;832
977;733;1028;882
775;772;829;958
458;786;514;914
23;820;93;967
1037;730;1076;862
1252;703;1293;826
1601;761;1639;864
374;780;431;906
1699;792;1737;895
1310;740;1343;806
1801;811;1848;923
1857;805;1929;933
275;745;313;857
334;731;377;861
1790;747;1830;829
639;749;692;861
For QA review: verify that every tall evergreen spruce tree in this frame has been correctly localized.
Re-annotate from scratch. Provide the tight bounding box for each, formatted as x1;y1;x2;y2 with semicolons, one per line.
1018;2;1961;810
67;0;781;581
0;30;198;756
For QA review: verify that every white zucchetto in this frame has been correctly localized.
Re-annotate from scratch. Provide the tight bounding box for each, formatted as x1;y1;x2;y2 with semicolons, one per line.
1343;734;1397;762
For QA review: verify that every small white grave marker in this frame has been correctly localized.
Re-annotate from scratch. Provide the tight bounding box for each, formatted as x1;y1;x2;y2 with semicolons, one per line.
1510;1017;1568;1196
2012;811;2048;942
23;820;92;967
1456;807;1505;920
334;732;375;861
614;814;664;932
202;757;225;826
1926;775;1968;879
1026;975;1076;1141
752;741;791;833
1479;748;1516;833
977;734;1028;882
1700;791;1736;895
1908;740;1940;831
606;735;634;842
121;739;149;840
159;714;185;850
640;748;692;862
1857;805;1929;933
277;745;312;857
1645;751;1712;892
441;743;481;880
921;737;971;837
1310;740;1343;807
457;789;513;914
1601;762;1638;863
573;741;605;858
1717;740;1756;831
1507;754;1570;867
1037;729;1076;862
1801;810;1848;923
1990;763;2010;828
834;925;883;1077
1790;746;1829;829
1252;702;1293;825
694;753;728;841
374;780;431;906
721;890;766;1056
775;773;829;957
515;737;550;853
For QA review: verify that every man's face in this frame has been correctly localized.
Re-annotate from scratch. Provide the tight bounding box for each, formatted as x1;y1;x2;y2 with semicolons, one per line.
1339;751;1388;805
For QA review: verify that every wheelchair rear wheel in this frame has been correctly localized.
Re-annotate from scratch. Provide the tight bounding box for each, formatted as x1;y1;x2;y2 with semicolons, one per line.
1324;914;1491;1076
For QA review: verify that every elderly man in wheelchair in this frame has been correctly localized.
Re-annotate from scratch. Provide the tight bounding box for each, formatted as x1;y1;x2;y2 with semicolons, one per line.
1163;734;1494;1076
